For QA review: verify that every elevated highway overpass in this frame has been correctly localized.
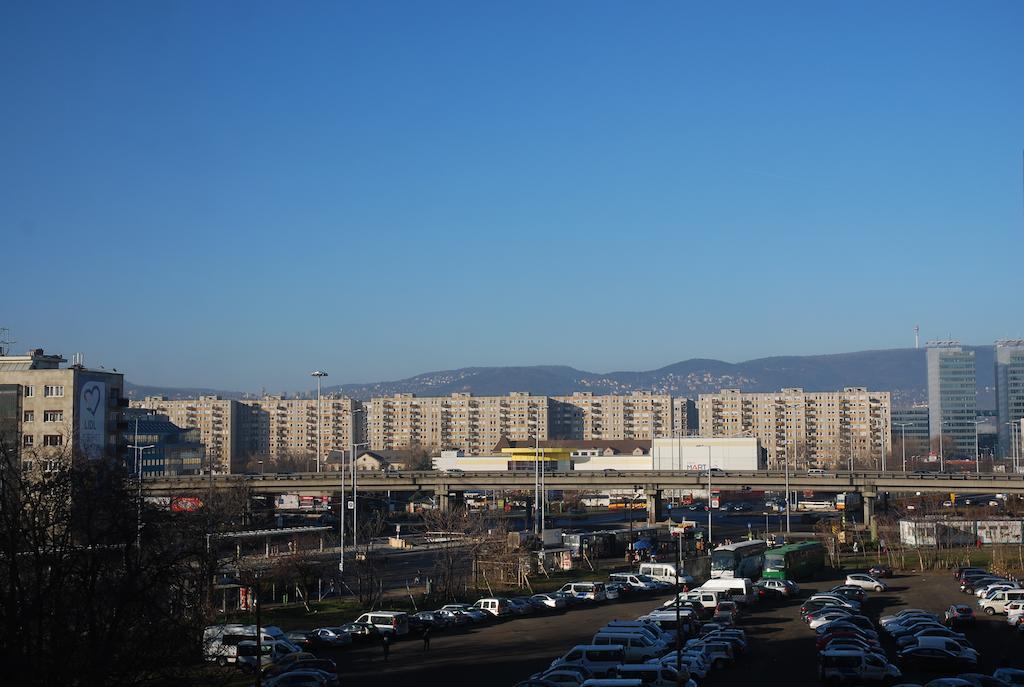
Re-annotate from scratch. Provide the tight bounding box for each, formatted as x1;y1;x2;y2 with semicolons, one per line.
144;469;1024;527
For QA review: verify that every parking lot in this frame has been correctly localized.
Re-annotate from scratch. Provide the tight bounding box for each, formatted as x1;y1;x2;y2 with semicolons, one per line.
291;569;1021;686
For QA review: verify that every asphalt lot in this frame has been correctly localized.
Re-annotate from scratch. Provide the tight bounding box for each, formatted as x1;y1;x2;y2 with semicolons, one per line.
366;573;1018;686
218;565;1024;686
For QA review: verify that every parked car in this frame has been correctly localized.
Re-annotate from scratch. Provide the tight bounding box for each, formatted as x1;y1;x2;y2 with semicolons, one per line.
956;674;1013;687
473;597;513;618
549;645;626;678
267;661;339;687
306;628;352;648
819;648;902;684
944;605;976;629
559;582;608;602
410;611;450;631
898;638;979;671
353;611;409;637
884;614;937;630
830;586;868;603
895;627;969;649
532;593;569;610
507;598;535;616
334;622;380;643
810;610;861;630
263;670;330;687
815;616;878;639
868;565;893;578
440;603;491;622
845;573;887;592
992;669;1024;686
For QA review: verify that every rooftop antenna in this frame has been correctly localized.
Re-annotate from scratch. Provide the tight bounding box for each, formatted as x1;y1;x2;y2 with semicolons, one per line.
914;325;920;349
0;328;13;357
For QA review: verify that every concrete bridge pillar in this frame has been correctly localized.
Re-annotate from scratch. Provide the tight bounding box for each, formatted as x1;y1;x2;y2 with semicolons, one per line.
434;489;463;513
646;489;663;525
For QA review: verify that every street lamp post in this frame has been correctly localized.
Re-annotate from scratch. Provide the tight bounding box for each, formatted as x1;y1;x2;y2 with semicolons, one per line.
784;443;791;533
972;419;984;474
349;440;369;552
310;371;328;473
938;419;945;472
127;417;155;554
706;445;713;549
895;422;912;472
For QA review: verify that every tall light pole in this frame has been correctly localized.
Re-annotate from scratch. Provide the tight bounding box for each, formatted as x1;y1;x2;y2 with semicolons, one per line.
895;422;912;472
536;436;544;536
783;441;791;533
310;371;328;473
938;419;946;472
128;418;155;553
706;444;713;549
972;419;984;474
346;405;367;562
350;441;369;550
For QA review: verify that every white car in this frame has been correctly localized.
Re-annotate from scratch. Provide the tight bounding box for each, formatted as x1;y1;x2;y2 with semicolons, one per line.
977;581;1018;598
809;610;860;630
880;614;937;630
651;651;710;679
845;573;887;592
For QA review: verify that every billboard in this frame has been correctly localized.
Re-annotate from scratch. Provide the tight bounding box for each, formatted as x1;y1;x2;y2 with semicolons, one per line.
78;380;106;459
171;497;204;512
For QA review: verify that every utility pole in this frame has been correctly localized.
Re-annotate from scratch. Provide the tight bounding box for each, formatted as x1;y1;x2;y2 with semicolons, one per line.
896;423;911;472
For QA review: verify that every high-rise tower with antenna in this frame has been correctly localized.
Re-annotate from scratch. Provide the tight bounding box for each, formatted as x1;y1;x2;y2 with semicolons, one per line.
914;325;920;349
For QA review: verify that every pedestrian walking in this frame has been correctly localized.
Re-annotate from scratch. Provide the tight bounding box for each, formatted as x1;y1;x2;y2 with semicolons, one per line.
382;634;390;662
422;625;431;651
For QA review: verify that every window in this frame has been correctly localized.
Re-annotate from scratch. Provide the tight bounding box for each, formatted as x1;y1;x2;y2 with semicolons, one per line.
24;385;34;398
23;435;34;447
43;410;64;423
44;385;64;398
43;435;63;447
23;410;34;423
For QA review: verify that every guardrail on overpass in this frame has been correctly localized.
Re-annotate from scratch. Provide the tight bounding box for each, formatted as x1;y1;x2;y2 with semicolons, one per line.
143;469;1024;497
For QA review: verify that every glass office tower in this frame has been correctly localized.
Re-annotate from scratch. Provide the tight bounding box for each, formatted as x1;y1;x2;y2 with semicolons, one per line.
996;340;1024;458
926;341;977;459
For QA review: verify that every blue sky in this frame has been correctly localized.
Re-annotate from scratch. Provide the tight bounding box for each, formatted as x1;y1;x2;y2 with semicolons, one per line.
2;1;1022;392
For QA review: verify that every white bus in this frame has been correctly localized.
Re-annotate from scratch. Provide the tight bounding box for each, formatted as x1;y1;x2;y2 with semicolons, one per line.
710;539;766;579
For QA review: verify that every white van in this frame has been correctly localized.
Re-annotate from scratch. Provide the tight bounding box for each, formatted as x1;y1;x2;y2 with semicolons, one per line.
979;589;1024;615
602;620;667;643
203;624;288;666
550;644;627;678
592;632;666;662
354;611;410;636
609;573;667;592
695;578;755;605
665;590;721;615
235;639;298;672
639;563;695;587
473;597;512;618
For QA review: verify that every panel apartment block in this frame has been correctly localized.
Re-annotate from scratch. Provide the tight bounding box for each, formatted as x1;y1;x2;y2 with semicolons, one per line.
368;392;551;453
698;387;892;470
241;396;363;462
550;391;673;440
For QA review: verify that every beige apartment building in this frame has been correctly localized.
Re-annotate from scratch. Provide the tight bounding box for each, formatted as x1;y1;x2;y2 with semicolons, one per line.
132;395;253;473
550;391;675;440
698;387;892;470
368;392;551;453
0;349;126;470
367;391;696;453
241;396;363;465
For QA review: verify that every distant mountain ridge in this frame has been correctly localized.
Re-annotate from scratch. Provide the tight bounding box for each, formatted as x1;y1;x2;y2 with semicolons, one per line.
126;345;998;408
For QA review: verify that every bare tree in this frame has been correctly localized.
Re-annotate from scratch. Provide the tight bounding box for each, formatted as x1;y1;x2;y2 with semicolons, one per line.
0;439;235;686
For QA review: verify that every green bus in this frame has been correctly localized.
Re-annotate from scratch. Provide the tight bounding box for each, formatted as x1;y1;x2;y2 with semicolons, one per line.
761;541;826;581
